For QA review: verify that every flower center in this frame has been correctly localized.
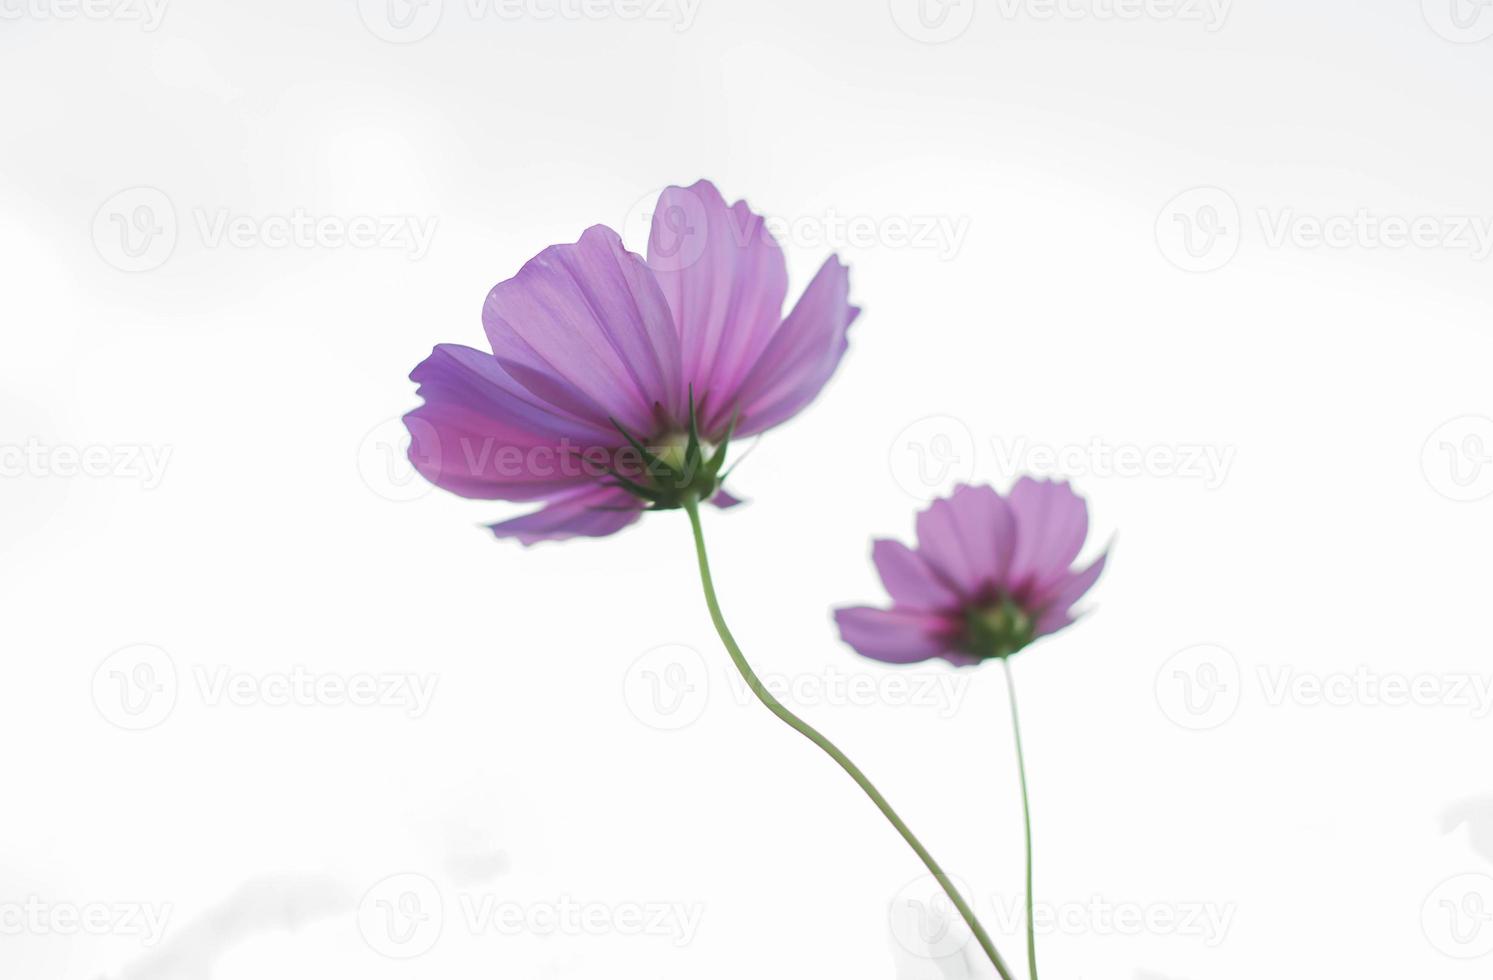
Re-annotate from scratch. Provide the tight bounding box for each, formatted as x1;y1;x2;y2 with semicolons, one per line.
612;431;722;510
962;598;1035;660
605;388;734;510
652;432;716;475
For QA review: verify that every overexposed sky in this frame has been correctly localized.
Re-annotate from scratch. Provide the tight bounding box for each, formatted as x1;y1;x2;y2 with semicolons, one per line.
3;1;1493;977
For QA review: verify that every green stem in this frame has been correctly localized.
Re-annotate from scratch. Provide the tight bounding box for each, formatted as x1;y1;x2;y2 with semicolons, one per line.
682;497;1015;980
1001;655;1037;980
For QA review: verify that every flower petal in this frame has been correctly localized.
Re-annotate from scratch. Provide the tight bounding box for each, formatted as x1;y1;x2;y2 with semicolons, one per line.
708;487;746;509
1007;477;1090;593
731;255;859;437
487;485;646;546
950;484;1018;595
872;539;961;611
833;606;956;665
1032;552;1108;637
482;225;683;435
405;344;620;501
646;181;788;434
913;496;983;598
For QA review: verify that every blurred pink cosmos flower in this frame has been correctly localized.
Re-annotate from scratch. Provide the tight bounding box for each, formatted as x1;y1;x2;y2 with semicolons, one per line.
836;479;1107;666
403;179;859;544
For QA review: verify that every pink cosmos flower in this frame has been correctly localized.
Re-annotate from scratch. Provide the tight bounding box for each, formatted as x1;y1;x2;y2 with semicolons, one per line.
403;180;859;544
836;480;1107;665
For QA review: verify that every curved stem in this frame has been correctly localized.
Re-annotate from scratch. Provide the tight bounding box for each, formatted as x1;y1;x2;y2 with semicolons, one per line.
682;497;1015;980
1001;656;1037;980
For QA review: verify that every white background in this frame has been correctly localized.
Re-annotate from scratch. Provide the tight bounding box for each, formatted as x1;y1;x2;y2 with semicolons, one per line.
3;0;1493;977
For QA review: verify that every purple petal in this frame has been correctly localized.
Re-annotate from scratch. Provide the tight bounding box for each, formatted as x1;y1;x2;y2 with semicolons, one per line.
1007;477;1090;593
1032;552;1108;637
487;485;646;546
482;225;683;435
833;606;957;665
731;256;860;437
949;484;1019;594
709;487;746;509
871;539;960;611
405;344;621;501
913;496;983;598
645;181;788;435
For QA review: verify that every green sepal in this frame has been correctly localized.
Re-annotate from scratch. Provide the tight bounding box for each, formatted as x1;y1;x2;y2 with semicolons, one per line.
685;385;703;475
608;417;675;482
704;405;739;479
